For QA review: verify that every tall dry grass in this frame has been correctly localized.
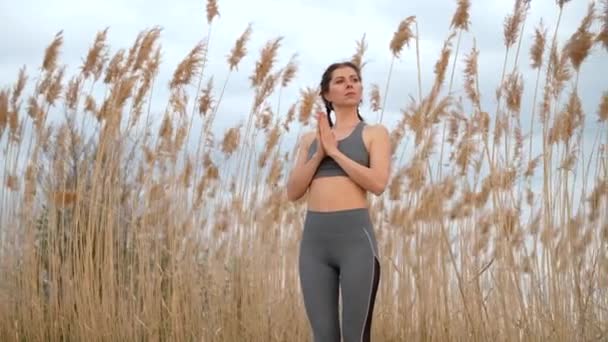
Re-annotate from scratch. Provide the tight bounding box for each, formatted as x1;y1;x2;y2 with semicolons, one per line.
1;0;607;341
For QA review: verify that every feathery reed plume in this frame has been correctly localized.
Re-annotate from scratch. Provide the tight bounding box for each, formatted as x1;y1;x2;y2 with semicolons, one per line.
564;2;596;72
12;66;27;107
228;23;252;71
454;128;476;175
125;30;144;70
81;28;109;80
206;0;219;24
550;45;571;98
266;153;283;188
503;0;526;49
132;27;162;73
447;112;461;145
504;72;523;113
281;54;298;88
530;19;547;69
587;180;608;222
405;159;427;192
26;96;43;128
282;103;296;131
174;119;189;152
170;41;207;89
598;0;608;50
65;75;81;110
45;67;65;107
42;31;63;72
0;90;8;138
104;49;126;85
369;83;381;112
599;92;608;122
298;87;317;125
403;104;425;145
158;113;173;141
463;41;480;107
221;125;241;156
524;155;541;178
259;121;281;168
250;37;283;88
351;33;368;70
255;104;274;131
390;16;416;57
198;77;214;116
131;46;160;124
431;32;456;95
450;0;471;31
548;90;583;145
253;71;280;113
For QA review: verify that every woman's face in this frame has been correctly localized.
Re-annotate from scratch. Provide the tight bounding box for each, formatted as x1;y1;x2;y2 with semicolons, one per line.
323;66;362;108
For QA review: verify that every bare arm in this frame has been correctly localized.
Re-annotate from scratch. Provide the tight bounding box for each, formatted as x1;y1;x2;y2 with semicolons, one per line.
328;124;391;195
286;132;324;201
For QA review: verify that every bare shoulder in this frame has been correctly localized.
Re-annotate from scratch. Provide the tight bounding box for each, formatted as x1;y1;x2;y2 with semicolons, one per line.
370;123;389;136
363;123;389;143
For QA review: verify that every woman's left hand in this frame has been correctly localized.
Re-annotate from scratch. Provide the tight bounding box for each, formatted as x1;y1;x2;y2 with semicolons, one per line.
317;112;339;157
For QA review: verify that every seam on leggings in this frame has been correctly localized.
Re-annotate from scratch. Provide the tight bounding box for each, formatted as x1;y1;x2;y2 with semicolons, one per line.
360;226;378;259
360;226;378;341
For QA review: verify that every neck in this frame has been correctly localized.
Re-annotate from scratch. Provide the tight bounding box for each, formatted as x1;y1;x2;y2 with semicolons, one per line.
332;106;360;128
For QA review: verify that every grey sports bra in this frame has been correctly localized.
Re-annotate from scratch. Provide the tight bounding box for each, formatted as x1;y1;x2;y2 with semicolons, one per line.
306;120;370;178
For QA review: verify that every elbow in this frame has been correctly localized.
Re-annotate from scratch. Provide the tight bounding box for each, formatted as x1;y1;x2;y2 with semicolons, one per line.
370;179;388;196
371;187;385;196
286;184;304;202
286;190;298;202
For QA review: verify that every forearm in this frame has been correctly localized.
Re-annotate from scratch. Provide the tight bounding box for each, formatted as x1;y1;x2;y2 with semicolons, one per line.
286;153;323;201
330;150;386;195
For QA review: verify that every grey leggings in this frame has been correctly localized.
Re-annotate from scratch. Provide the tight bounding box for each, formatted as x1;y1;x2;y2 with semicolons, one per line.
298;208;381;342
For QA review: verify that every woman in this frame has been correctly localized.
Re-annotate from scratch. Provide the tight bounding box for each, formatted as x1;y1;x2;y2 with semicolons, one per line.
286;61;391;342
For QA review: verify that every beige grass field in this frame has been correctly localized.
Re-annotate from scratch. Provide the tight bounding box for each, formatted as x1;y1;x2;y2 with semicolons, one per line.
0;0;607;341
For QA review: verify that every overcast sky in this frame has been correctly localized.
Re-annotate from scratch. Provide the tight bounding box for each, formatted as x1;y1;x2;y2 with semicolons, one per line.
1;0;606;199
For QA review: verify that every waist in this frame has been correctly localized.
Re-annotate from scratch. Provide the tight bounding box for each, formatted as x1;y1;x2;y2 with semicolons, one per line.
304;207;372;233
307;176;368;211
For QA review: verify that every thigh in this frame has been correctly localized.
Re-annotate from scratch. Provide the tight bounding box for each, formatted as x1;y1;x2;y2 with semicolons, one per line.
299;240;341;342
339;235;381;342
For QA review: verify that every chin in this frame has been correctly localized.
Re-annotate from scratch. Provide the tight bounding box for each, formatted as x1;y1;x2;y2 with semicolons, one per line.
338;99;361;107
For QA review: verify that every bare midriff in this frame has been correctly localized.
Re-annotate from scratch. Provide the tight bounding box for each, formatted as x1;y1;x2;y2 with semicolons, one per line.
306;176;368;212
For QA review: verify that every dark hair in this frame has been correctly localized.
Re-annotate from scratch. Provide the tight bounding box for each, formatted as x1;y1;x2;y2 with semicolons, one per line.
319;61;364;127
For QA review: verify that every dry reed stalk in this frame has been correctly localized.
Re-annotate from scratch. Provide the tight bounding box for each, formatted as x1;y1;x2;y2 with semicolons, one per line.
1;2;608;340
379;16;415;123
528;19;548;160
